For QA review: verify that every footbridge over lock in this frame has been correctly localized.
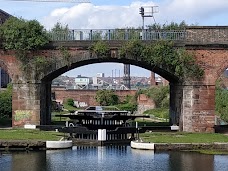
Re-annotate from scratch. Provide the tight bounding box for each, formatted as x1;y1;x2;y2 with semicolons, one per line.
0;26;228;132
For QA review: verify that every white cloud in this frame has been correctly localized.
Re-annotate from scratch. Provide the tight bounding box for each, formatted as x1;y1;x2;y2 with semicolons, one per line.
39;0;228;77
159;0;228;24
41;2;156;29
41;0;228;30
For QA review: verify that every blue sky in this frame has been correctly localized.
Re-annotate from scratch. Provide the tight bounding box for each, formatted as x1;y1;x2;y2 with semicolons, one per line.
1;0;228;77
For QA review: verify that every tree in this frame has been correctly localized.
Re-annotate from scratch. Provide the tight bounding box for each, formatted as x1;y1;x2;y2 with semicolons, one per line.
48;22;73;41
0;84;12;118
140;85;170;108
147;21;188;30
67;98;75;107
117;95;137;112
215;86;228;122
0;17;49;50
95;90;119;106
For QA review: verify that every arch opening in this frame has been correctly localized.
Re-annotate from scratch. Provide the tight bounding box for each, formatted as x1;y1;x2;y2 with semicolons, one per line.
215;68;228;130
0;60;11;88
39;59;181;131
0;60;12;127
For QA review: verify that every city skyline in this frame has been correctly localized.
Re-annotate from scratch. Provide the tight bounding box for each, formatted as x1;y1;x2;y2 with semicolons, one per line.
1;0;227;78
62;63;151;77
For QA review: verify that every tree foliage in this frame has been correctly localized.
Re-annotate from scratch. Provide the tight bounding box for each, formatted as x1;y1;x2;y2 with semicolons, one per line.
116;94;138;113
95;90;119;106
0;17;49;50
215;86;228;122
139;86;170;108
89;41;110;57
120;40;204;80
66;98;74;107
147;21;188;30
48;22;73;41
0;84;12;118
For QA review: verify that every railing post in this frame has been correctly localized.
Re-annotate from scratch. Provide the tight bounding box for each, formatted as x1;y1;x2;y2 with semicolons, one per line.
145;29;148;40
108;29;111;40
72;30;75;40
89;30;93;40
125;29;129;40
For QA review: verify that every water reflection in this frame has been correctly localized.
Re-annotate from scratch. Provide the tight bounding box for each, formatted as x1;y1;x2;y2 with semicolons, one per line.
1;147;228;171
168;151;214;171
0;151;46;171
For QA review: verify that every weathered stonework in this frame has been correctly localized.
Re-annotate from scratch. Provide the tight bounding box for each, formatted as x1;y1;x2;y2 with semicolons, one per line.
186;26;228;43
182;84;215;132
136;94;155;115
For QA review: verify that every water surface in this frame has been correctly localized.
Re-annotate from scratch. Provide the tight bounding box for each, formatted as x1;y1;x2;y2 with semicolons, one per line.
1;146;228;171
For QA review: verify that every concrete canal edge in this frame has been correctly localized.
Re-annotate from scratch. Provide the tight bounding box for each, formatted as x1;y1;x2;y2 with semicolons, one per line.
46;140;72;149
0;140;46;151
131;141;155;150
0;140;228;151
154;143;228;151
0;140;72;150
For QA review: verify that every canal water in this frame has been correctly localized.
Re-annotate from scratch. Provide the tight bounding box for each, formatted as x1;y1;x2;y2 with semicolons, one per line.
1;146;228;171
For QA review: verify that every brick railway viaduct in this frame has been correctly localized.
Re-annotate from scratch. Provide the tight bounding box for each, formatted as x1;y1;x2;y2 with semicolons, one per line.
0;26;228;132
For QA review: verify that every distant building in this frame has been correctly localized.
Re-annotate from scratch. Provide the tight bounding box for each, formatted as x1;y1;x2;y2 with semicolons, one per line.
97;73;105;77
75;75;91;89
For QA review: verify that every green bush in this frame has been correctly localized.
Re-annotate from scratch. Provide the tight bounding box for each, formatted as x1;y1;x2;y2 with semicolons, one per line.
116;103;137;113
0;17;49;51
0;84;12;118
143;108;169;120
66;98;74;107
215;86;228;122
95;90;119;106
120;40;204;80
139;86;169;108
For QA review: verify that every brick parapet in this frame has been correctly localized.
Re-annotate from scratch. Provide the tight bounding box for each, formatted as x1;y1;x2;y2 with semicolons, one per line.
186;26;228;43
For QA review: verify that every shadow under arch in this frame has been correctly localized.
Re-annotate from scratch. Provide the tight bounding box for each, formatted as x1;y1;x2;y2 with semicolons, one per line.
0;59;11;87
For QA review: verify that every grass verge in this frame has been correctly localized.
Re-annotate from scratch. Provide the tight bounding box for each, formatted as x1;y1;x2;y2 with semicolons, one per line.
141;132;228;143
0;129;64;141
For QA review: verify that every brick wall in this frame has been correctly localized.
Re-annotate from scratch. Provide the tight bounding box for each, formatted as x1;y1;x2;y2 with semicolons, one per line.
137;94;155;114
52;89;136;107
186;26;228;43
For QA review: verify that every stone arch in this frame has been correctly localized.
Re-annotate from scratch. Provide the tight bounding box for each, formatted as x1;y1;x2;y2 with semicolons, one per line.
9;44;226;132
40;50;180;83
37;50;182;127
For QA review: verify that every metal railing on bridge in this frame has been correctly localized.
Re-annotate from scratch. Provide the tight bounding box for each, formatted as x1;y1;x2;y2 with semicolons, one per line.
48;29;186;41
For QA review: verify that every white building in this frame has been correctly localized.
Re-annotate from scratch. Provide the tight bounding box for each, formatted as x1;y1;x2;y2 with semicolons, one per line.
75;75;90;89
97;73;105;77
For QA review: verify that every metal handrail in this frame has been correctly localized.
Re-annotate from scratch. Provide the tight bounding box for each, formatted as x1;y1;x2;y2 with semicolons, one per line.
47;29;186;41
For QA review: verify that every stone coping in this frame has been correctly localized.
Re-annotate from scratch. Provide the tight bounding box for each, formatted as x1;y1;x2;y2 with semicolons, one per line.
154;143;228;151
0;140;228;151
131;141;155;150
